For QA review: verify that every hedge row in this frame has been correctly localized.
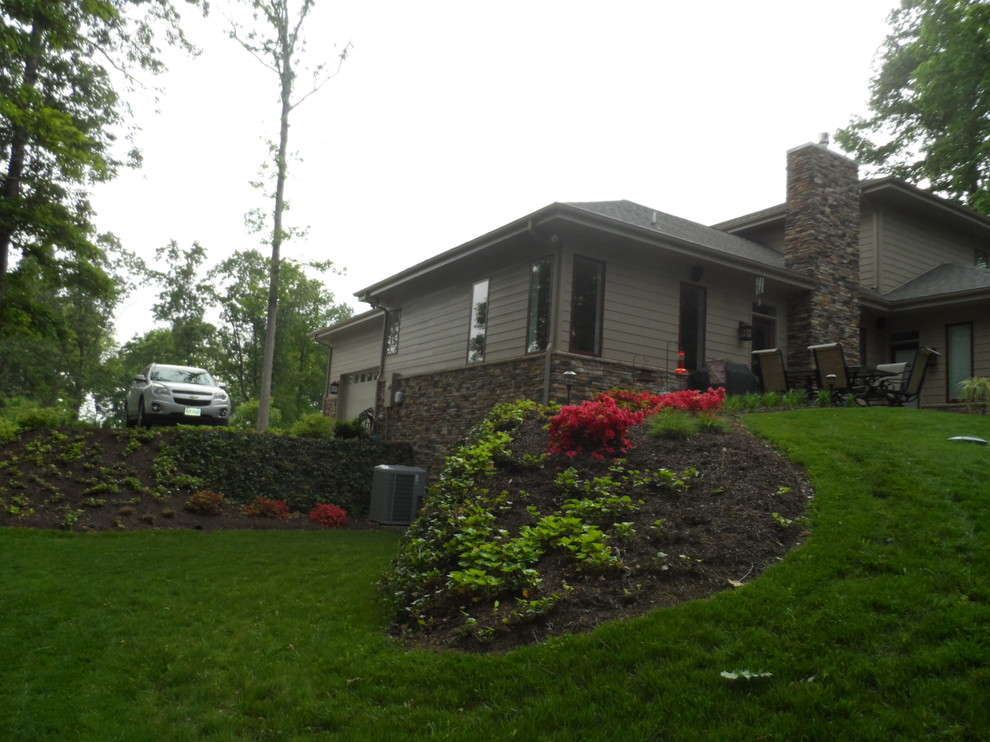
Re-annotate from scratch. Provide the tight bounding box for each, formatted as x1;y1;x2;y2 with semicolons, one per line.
165;429;415;517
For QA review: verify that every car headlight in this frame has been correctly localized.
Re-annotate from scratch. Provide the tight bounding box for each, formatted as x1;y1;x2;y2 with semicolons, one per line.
213;390;229;402
151;384;172;398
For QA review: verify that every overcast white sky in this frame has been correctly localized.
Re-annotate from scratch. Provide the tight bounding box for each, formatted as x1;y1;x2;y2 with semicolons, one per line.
91;0;897;342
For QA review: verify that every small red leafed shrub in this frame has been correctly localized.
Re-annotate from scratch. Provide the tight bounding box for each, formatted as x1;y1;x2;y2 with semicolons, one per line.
309;504;348;529
243;496;290;519
184;490;226;515
547;395;645;459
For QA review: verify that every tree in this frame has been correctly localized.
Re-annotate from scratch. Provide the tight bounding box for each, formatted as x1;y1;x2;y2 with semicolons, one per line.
836;0;990;214
209;249;351;424
0;0;203;409
229;0;349;431
147;240;217;363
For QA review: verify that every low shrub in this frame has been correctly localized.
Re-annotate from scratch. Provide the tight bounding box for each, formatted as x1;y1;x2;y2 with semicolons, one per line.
184;490;226;515
243;496;290;519
309;503;348;528
959;377;990;414
334;418;369;439
228;399;282;430
0;398;78;435
289;413;337;439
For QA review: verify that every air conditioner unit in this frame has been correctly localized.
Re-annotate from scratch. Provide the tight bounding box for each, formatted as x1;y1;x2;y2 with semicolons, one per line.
370;465;426;526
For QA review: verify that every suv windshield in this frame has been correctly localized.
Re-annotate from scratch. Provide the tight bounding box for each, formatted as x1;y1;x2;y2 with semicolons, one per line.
151;367;216;386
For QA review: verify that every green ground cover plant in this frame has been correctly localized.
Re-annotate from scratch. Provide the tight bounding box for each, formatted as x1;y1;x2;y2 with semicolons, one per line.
2;407;989;739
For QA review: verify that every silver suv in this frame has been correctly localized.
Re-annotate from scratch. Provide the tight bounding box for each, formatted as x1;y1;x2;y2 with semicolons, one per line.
125;363;231;427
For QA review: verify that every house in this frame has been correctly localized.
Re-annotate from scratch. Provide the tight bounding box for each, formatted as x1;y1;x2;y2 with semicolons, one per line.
310;142;990;473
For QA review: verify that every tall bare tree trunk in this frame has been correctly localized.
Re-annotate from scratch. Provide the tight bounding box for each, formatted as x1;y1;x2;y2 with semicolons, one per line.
256;15;294;432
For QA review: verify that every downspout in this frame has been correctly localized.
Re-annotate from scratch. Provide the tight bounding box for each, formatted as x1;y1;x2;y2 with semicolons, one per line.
369;300;390;438
527;220;563;404
323;345;334;411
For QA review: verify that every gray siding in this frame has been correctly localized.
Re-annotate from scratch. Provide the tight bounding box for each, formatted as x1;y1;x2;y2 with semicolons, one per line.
384;260;537;377
327;319;383;378
859;208;878;289
878;210;981;293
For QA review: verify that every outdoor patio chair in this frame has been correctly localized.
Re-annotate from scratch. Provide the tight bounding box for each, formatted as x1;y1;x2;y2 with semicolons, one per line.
751;348;789;394
861;347;940;407
808;342;859;404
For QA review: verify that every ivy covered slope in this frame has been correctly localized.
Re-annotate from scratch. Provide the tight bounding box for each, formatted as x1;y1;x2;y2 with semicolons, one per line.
382;391;811;652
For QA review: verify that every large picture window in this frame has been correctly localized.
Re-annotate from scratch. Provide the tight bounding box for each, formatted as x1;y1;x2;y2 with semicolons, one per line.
467;279;489;363
569;256;604;355
526;257;552;353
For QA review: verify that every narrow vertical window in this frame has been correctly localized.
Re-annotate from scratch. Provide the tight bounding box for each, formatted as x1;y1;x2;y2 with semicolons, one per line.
569;256;605;355
385;309;401;356
947;323;973;401
526;257;552;353
679;283;707;371
467;279;489;363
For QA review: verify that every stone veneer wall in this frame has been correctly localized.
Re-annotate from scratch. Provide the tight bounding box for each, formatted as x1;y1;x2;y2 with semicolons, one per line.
784;143;862;369
382;353;686;477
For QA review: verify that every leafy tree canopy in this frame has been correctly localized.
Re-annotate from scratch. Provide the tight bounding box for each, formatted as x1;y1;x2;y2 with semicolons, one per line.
836;0;990;214
0;0;203;411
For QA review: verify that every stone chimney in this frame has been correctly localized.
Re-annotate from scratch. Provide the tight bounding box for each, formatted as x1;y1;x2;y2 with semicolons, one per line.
784;142;861;369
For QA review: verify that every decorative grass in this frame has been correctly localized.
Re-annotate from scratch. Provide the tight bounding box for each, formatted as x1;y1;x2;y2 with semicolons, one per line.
2;407;989;740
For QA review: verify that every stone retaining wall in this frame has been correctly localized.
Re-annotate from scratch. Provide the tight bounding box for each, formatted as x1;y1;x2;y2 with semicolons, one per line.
382;353;686;476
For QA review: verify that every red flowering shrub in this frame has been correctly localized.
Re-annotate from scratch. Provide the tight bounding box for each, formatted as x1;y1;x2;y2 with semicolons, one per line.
309;504;348;528
645;386;727;414
243;496;290;519
184;490;225;515
547;395;645;459
605;389;660;413
547;387;727;459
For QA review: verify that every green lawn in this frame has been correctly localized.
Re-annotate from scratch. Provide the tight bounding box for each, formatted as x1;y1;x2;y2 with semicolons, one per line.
2;408;989;740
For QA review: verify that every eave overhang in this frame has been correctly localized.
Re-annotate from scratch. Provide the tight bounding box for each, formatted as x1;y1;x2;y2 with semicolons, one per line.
308;308;384;347
356;201;815;307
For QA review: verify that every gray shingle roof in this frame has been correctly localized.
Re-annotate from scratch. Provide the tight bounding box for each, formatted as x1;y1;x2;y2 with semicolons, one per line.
563;200;788;269
885;264;990;301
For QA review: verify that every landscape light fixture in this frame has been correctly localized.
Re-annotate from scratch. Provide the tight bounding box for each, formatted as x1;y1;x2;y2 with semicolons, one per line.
562;370;577;404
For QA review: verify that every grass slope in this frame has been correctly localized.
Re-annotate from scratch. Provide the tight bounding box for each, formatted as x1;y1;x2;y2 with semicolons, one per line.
1;407;989;740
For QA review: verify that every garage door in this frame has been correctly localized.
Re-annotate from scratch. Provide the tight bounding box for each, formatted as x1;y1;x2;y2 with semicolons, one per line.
339;369;379;420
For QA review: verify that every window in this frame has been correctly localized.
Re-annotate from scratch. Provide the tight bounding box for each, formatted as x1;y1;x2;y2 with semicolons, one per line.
526;257;553;353
751;303;777;351
569;256;604;355
976;250;988;269
467;279;489;363
679;283;707;371
385;310;401;356
947;323;973;401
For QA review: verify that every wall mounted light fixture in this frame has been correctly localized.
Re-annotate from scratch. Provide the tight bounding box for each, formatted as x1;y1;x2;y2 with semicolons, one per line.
329;380;340;395
738;322;754;342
